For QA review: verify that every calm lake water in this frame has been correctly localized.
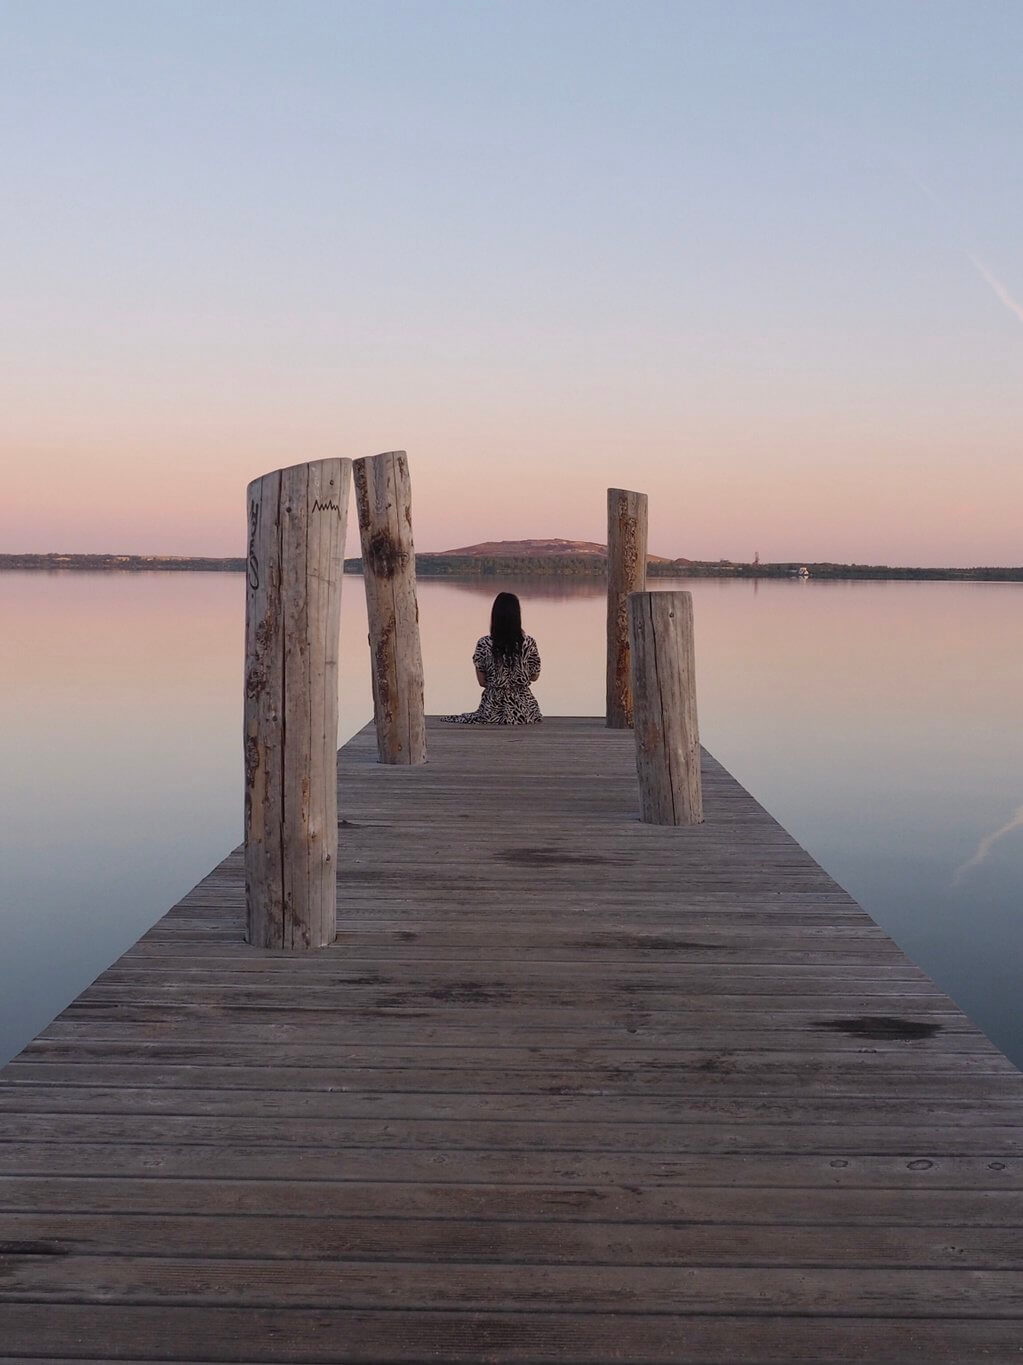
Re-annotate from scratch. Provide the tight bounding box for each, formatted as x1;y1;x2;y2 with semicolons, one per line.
2;570;1021;1068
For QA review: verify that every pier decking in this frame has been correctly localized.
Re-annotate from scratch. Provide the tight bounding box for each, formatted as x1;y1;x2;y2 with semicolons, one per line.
2;716;1023;1362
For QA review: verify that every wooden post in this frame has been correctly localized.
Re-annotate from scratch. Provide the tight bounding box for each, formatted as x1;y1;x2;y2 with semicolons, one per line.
353;450;427;765
244;458;352;949
628;590;703;826
606;487;648;728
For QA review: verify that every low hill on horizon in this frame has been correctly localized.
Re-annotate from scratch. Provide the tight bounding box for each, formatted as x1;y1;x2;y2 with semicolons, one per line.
439;537;676;562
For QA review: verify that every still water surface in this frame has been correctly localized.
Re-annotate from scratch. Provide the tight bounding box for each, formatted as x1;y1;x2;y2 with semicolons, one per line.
2;570;1021;1067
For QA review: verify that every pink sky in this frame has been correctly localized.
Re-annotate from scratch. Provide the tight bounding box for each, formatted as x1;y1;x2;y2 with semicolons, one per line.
4;398;1021;565
4;3;1022;567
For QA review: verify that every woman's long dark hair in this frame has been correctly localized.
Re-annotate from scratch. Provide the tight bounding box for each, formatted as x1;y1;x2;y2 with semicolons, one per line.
490;592;524;664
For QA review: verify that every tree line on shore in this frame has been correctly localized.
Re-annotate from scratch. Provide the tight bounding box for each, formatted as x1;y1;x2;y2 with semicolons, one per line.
3;551;1021;581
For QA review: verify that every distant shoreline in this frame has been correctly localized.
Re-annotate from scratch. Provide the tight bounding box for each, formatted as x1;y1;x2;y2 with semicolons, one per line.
2;552;1021;582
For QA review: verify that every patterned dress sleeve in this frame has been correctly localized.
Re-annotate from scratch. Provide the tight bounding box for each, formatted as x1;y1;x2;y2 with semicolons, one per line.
523;635;541;682
472;637;490;678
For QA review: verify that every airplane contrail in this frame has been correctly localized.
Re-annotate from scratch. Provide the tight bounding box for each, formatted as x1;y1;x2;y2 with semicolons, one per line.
953;804;1023;883
964;252;1023;326
905;168;1023;327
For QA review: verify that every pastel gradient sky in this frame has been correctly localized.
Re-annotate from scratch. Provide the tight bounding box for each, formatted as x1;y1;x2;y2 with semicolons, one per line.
2;0;1021;563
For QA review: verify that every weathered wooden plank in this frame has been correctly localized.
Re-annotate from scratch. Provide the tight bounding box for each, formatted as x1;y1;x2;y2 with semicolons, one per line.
67;981;959;1012
11;1052;1015;1088
21;1026;1005;1058
2;1208;1022;1270
125;926;902;952
3;1167;1023;1224
4;1307;1023;1364
1;1147;1018;1187
91;956;935;981
4;1181;1023;1224
4;1079;1023;1117
8;1056;1016;1092
142;911;902;936
36;1010;992;1046
6;1253;1023;1316
3;1114;1022;1154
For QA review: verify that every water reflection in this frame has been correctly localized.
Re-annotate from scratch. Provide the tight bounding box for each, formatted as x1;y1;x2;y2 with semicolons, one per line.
429;574;606;601
1;571;1021;1067
954;806;1023;883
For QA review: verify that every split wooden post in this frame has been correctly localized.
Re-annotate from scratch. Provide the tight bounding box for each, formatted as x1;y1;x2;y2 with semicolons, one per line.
628;590;703;825
353;450;427;765
244;458;352;949
606;487;648;727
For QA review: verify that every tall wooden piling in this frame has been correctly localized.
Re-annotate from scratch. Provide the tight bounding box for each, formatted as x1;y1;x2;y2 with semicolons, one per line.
628;589;703;825
244;457;352;949
354;450;427;765
606;487;648;728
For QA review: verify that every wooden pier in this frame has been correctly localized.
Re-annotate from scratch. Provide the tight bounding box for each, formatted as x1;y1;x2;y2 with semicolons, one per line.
2;717;1023;1362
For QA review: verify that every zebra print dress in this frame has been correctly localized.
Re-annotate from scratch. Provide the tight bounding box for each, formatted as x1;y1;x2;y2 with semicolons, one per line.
442;634;543;725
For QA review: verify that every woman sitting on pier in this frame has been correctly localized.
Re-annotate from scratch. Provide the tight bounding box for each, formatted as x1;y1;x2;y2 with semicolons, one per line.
442;591;542;725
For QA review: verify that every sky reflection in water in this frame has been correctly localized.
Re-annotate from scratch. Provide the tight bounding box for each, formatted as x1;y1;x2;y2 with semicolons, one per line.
1;571;1021;1067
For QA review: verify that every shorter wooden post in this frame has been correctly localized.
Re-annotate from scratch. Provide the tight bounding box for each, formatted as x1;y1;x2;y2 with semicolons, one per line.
354;450;427;765
606;488;648;728
628;590;703;825
244;458;352;949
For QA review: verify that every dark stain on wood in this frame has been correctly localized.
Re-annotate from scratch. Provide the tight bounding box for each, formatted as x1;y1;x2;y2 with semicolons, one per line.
814;1016;944;1041
377;982;515;1007
365;529;409;580
578;934;723;951
496;845;629;867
